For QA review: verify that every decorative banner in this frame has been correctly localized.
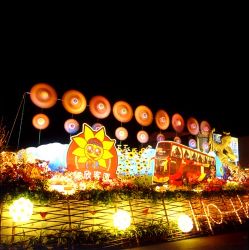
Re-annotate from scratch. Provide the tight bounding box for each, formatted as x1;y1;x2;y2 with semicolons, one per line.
64;118;79;134
174;136;181;144
155;109;170;130
89;95;111;119
187;117;199;135
113;101;133;123
135;105;153;126
115;127;128;141
200;120;211;136
156;133;165;142
137;130;149;143
172;113;185;133
62;89;87;114
30;83;57;108
32;113;49;130
188;138;197;148
67;123;118;181
92;123;104;131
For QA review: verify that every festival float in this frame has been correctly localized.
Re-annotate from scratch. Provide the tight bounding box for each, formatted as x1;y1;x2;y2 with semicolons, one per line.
0;83;248;249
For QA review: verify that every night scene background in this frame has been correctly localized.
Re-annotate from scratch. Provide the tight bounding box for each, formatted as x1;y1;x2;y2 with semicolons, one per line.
1;71;247;150
1;19;248;165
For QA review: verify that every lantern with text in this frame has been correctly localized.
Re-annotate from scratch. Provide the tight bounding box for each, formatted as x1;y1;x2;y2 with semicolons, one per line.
67;123;118;181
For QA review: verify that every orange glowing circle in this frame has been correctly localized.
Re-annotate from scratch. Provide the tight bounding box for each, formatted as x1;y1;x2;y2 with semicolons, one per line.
174;136;181;144
155;109;170;130
113;101;133;123
30;83;57;108
64;118;80;134
115;127;128;141
62;89;87;114
32;113;49;130
135;105;153;126
187;117;199;135
200;120;211;135
172;113;185;133
137;130;149;144
89;95;111;119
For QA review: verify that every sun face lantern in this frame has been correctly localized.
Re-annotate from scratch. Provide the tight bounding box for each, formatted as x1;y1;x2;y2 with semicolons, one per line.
67;123;118;181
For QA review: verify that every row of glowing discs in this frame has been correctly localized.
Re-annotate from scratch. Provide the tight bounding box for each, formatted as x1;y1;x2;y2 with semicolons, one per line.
31;115;198;145
30;83;211;139
32;114;149;143
30;83;159;127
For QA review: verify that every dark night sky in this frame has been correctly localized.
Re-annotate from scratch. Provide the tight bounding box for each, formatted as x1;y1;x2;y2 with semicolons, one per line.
1;19;247;150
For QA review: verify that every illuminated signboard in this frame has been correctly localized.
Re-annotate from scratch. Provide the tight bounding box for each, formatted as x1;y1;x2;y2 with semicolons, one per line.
67;123;118;181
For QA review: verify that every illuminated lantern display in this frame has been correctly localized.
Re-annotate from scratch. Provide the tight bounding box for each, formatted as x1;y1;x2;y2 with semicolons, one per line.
9;197;33;222
200;120;211;136
32;113;49;130
113;101;133;123
187;117;199;135
137;130;149;143
153;140;215;184
62;89;87;114
135;105;153;126
174;136;181;144
89;95;111;119
177;214;193;233
156;133;165;142
30;83;57;108
115;127;128;141
188;138;197;148
155;109;170;130
64;118;80;134
113;210;131;230
92;123;103;131
67;123;118;181
172;113;185;133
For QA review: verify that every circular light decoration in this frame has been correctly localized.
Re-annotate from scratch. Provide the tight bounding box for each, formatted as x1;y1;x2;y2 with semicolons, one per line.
113;210;131;230
188;138;197;148
64;118;80;134
174;136;181;144
62;89;87;114
30;83;57;109
9;197;33;222
115;127;128;141
113;101;133;123
200;120;211;136
92;123;103;131
32;113;49;130
135;105;153;126
172;113;185;133
156;133;165;142
89;95;111;119
187;117;199;135
137;130;149;144
155;109;170;130
178;214;193;233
